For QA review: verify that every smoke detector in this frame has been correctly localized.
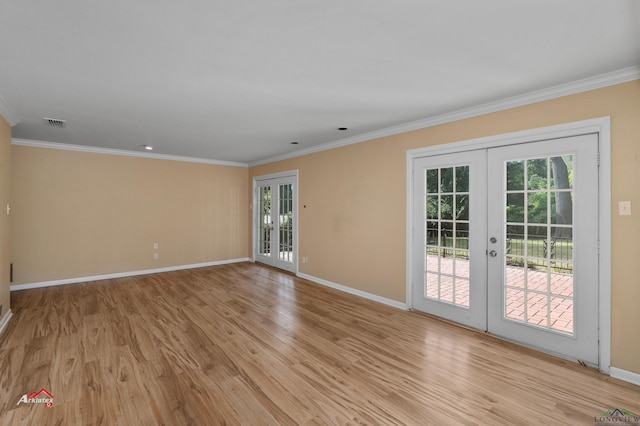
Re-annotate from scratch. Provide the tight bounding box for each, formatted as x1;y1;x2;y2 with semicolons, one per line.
43;117;67;128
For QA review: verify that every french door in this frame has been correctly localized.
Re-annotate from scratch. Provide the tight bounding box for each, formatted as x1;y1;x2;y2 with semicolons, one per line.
254;173;297;273
412;134;600;364
412;150;488;329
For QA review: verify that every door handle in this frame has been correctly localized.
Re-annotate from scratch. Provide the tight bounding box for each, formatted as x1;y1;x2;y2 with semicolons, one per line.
489;250;497;257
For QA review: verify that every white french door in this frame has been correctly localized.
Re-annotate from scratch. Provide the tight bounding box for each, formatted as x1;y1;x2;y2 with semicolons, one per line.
254;173;297;273
487;135;599;363
411;134;600;364
412;150;488;330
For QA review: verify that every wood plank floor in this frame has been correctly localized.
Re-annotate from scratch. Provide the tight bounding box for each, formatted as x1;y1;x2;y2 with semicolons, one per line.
0;262;638;425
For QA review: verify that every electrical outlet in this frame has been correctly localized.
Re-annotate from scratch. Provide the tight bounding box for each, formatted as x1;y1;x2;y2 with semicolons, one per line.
153;242;159;249
153;253;159;260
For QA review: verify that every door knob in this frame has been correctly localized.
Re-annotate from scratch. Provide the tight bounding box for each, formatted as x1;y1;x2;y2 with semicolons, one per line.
489;250;497;257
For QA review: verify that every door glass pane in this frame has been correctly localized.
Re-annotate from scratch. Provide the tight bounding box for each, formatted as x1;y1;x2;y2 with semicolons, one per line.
506;160;525;191
440;168;453;192
456;194;469;221
424;165;470;308
527;158;548;190
425;266;439;299
506;193;525;223
426;196;438;220
441;195;454;220
503;155;574;334
278;184;293;263
505;288;525;321
259;186;271;256
505;258;525;288
527;193;547;224
426;169;439;193
455;166;469;192
550;156;574;190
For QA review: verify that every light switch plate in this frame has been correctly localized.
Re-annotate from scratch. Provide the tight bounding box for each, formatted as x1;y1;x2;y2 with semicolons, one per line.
618;201;632;216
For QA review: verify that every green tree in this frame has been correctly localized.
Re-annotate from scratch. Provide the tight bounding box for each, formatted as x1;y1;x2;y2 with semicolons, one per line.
550;157;572;238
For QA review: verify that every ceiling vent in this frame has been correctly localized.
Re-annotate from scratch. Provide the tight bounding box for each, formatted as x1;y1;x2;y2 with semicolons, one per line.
43;117;67;128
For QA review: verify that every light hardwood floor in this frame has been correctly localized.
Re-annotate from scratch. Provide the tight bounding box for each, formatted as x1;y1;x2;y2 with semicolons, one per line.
0;262;638;425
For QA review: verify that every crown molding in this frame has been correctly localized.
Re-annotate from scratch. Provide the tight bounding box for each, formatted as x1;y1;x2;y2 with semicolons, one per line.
11;138;248;168
249;66;640;166
0;92;20;126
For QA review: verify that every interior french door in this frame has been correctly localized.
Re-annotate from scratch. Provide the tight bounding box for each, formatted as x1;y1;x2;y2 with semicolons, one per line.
254;174;297;273
412;134;600;364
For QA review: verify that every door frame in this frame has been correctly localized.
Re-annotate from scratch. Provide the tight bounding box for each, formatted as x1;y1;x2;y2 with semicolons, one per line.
252;170;299;273
406;117;611;373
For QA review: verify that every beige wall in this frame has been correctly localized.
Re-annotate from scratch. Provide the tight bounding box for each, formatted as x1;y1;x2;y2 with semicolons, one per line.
250;80;640;374
0;115;10;319
11;147;249;284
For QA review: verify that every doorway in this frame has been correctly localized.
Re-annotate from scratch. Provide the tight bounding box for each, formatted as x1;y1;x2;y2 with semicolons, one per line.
253;171;298;273
408;119;610;368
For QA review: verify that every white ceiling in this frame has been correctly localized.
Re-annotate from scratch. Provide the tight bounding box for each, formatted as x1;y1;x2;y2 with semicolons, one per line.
1;0;639;164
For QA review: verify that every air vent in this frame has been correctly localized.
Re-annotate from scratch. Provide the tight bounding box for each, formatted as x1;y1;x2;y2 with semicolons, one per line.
43;117;67;128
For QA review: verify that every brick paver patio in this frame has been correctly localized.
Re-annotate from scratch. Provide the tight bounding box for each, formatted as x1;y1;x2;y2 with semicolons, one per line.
426;256;574;334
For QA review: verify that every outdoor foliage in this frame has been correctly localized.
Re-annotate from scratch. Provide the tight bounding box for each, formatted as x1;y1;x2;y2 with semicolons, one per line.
505;156;573;239
426;156;574;264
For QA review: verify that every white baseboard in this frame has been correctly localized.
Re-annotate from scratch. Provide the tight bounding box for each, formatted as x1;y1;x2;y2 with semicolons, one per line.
610;367;640;387
9;258;252;291
0;309;13;335
297;272;407;311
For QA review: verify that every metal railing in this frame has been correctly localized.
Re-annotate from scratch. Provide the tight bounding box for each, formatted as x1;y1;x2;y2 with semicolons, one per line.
425;232;573;273
506;234;573;273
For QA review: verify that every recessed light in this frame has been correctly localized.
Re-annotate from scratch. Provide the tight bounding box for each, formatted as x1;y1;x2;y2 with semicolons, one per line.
143;145;153;151
337;127;348;131
290;141;299;145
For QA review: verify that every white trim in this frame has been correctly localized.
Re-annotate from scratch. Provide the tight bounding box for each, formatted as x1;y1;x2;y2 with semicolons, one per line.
0;92;19;126
9;258;251;291
407;118;609;158
598;119;612;375
0;309;13;335
254;170;299;181
610;367;640;387
406;117;611;373
406;151;414;311
298;272;408;311
251;66;639;166
11;138;248;168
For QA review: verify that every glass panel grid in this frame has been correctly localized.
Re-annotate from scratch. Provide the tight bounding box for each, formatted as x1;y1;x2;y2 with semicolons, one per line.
504;156;574;334
424;165;470;308
259;186;271;256
278;184;294;263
